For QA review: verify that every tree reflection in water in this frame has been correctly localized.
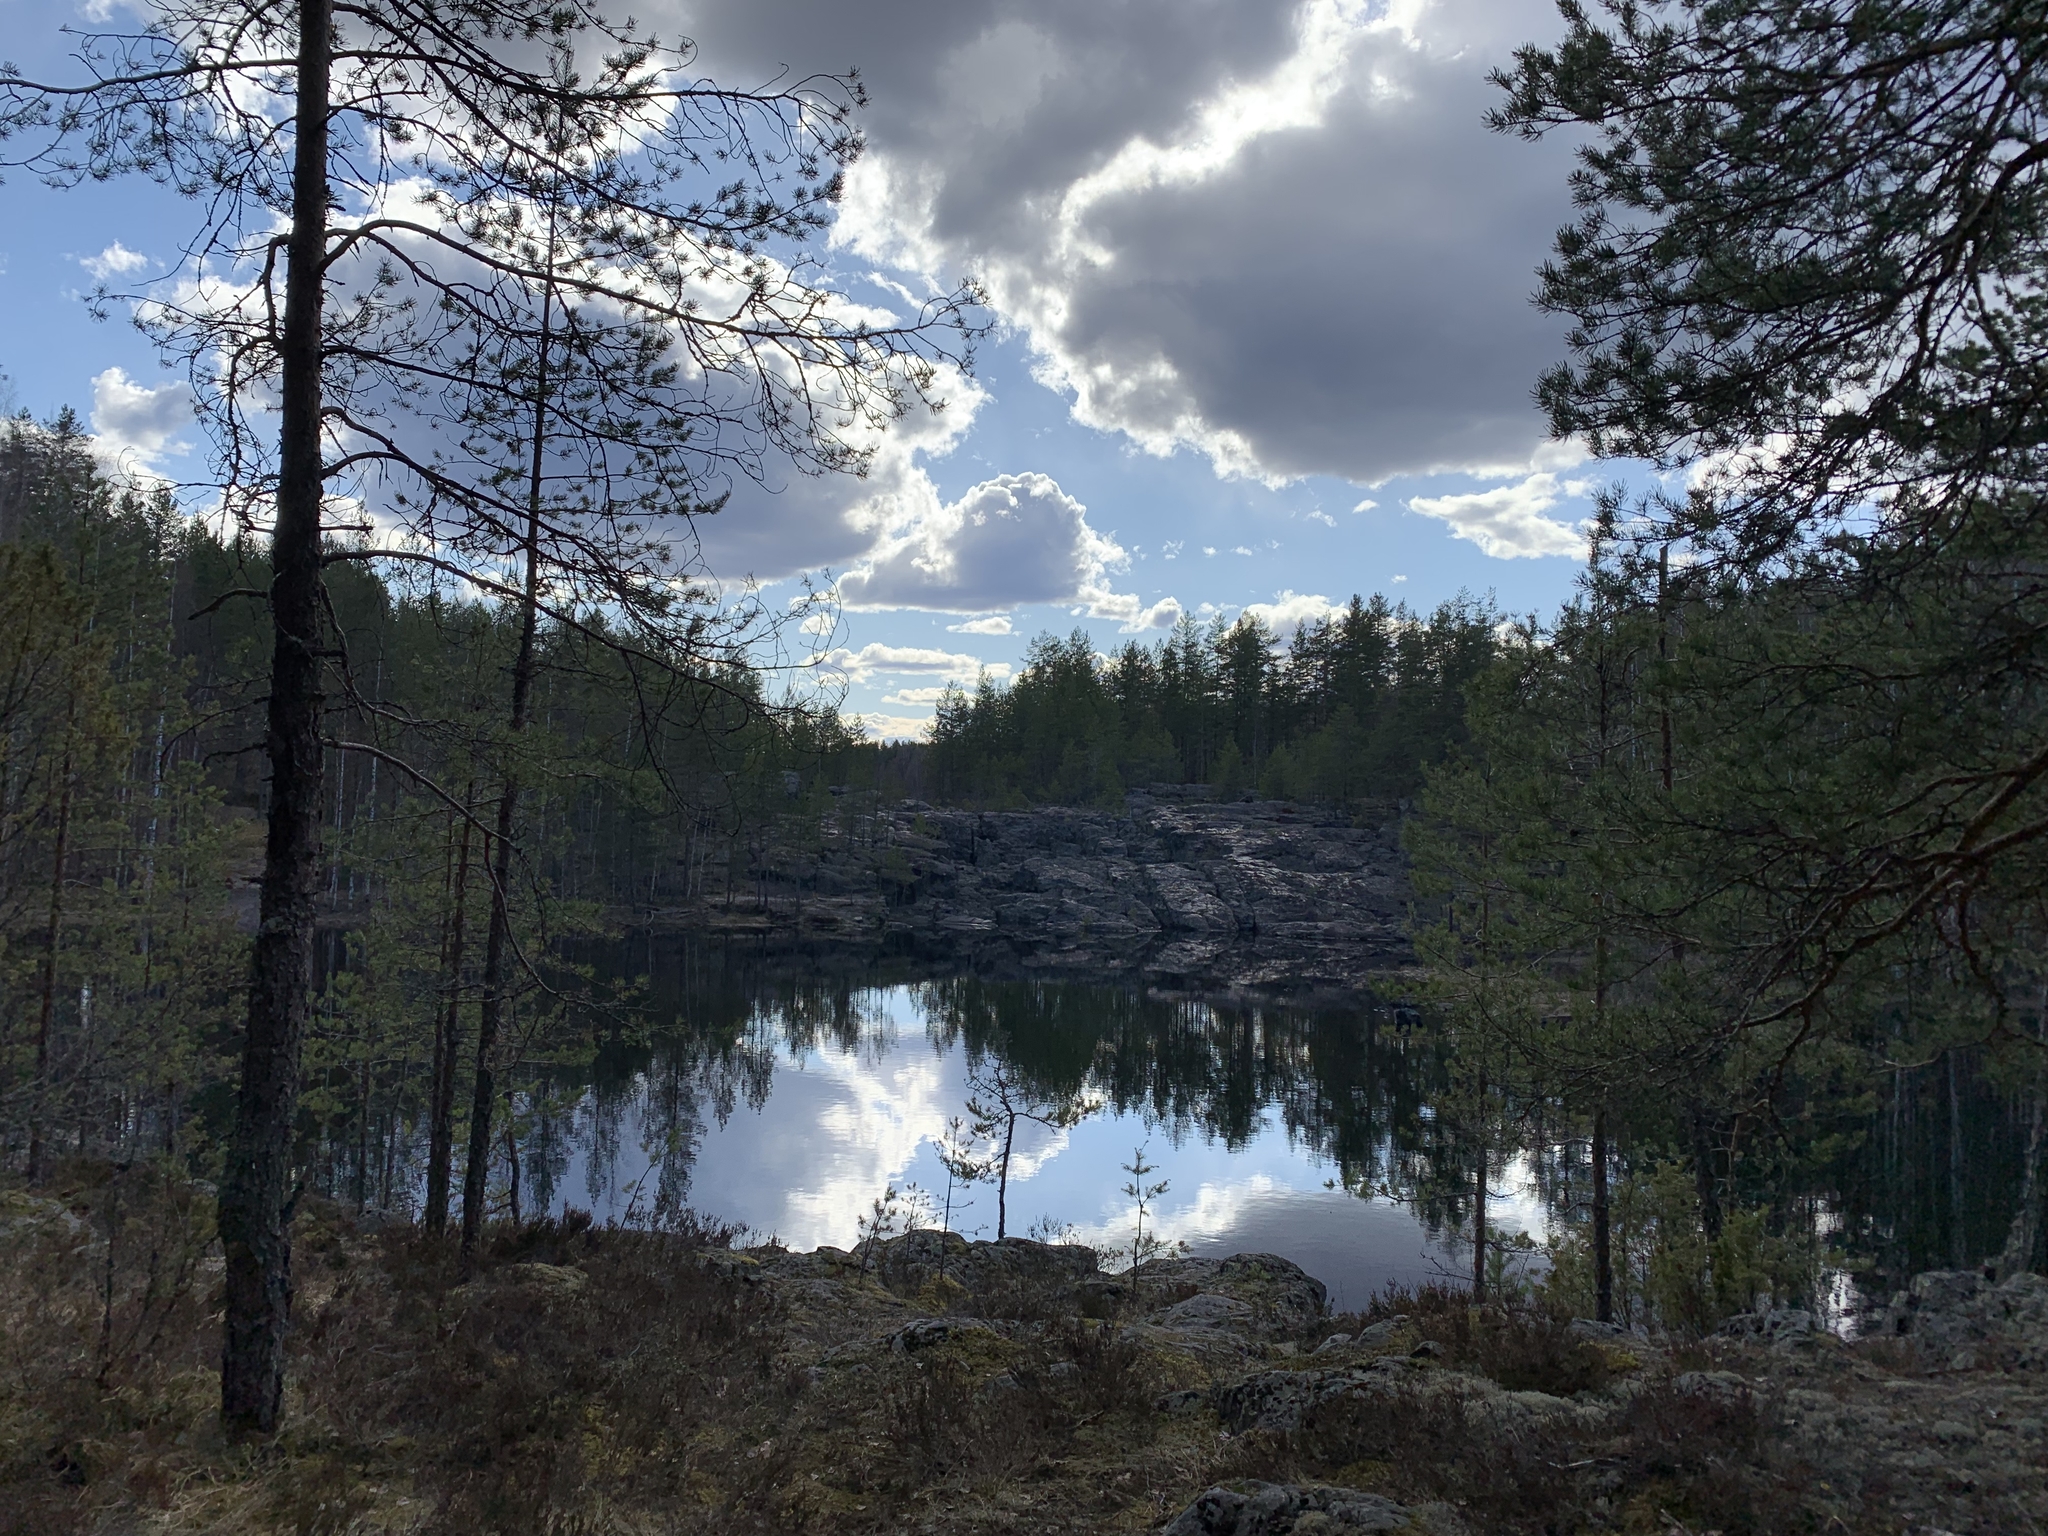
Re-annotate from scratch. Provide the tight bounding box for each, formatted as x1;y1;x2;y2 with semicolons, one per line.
519;939;2031;1297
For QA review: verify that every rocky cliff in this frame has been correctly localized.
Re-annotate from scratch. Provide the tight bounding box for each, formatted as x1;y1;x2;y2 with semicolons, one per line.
663;790;1416;1001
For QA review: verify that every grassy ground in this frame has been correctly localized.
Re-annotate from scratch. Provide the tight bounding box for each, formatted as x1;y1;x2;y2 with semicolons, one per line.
3;1160;2037;1535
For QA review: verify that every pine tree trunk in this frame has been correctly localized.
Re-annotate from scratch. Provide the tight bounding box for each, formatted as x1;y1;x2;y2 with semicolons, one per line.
1592;1106;1613;1323
28;719;76;1182
1948;1052;1968;1267
1473;1142;1488;1301
1691;1102;1723;1241
1474;1073;1490;1302
1997;1076;2045;1279
217;0;331;1437
459;269;553;1268
503;1090;521;1226
998;1116;1014;1241
424;796;473;1237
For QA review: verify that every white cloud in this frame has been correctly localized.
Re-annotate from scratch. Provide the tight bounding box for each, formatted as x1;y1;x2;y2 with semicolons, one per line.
1162;540;1184;560
946;615;1013;635
1244;590;1341;638
820;643;1011;683
1392;573;1409;583
693;364;988;586
880;685;951;706
766;0;1579;486
858;713;936;742
1202;546;1217;557
1306;509;1335;527
1407;471;1590;560
837;471;1180;632
77;242;149;281
88;366;194;472
1352;498;1379;513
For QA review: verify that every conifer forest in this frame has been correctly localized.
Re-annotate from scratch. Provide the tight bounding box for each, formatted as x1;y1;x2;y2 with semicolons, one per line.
0;0;2045;1532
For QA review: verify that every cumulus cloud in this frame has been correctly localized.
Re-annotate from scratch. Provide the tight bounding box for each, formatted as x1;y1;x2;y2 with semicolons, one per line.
656;0;1577;489
858;713;937;742
77;242;149;281
89;366;194;472
880;685;952;705
1351;498;1378;513
1406;471;1590;559
1244;590;1341;638
687;362;987;585
947;615;1013;635
820;643;1011;683
838;471;1181;632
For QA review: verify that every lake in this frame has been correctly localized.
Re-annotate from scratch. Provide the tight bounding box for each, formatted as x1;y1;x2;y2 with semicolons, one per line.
515;949;1550;1311
506;940;2034;1319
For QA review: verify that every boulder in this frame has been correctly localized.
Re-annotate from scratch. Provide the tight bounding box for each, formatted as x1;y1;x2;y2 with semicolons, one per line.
1878;1268;2048;1368
1214;1358;1609;1439
1156;1293;1258;1330
1716;1306;1819;1346
887;1316;997;1354
867;1229;1100;1302
1354;1316;1411;1349
1162;1481;1410;1535
1144;1253;1328;1332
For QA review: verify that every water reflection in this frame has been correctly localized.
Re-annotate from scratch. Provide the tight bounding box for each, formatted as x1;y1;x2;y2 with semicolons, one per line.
500;942;2036;1315
520;949;1541;1309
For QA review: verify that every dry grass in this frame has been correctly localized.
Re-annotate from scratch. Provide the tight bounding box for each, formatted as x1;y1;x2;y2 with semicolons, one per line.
0;1167;1916;1535
0;1166;1201;1535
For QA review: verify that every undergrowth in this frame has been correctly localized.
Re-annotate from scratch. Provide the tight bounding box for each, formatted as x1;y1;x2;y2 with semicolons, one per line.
0;1164;1927;1536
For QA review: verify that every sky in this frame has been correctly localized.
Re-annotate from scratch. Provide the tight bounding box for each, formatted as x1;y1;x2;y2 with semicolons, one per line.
0;0;1607;740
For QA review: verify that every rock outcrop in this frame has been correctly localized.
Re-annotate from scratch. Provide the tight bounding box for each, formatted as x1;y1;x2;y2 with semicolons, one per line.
664;789;1415;1001
1161;1481;1412;1535
1876;1267;2048;1370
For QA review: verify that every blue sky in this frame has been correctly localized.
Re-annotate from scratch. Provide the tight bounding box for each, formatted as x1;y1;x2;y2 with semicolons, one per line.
0;0;1603;738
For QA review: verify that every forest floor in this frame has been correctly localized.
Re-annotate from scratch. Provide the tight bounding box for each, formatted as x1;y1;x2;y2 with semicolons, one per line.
3;1163;2045;1536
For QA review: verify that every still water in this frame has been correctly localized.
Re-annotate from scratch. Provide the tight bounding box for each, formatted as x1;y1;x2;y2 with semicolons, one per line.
504;943;2034;1315
520;956;1539;1311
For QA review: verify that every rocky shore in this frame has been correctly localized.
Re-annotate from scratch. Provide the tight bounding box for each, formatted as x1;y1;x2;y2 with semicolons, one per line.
7;1173;2047;1534
690;1230;2048;1535
662;790;1415;1002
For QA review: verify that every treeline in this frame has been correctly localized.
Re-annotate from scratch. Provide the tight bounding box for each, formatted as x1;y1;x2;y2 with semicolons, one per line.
0;415;870;1211
923;597;1498;808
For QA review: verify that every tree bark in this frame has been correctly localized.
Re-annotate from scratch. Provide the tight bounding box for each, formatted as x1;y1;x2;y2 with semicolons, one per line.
28;716;76;1182
1997;1073;2044;1280
424;794;473;1237
1473;1142;1488;1301
459;269;553;1267
1592;1105;1613;1323
997;1114;1014;1240
1691;1101;1723;1241
217;0;330;1436
1948;1052;1968;1267
1473;1064;1488;1301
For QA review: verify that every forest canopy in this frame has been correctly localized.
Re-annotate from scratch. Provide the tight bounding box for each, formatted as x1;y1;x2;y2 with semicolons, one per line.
924;598;1499;809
